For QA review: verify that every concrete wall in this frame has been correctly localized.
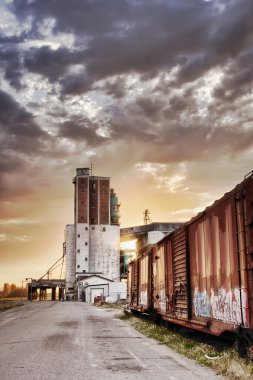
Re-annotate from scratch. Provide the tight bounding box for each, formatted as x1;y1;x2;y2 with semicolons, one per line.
147;231;167;245
109;282;127;300
65;224;76;297
76;223;89;273
89;225;120;281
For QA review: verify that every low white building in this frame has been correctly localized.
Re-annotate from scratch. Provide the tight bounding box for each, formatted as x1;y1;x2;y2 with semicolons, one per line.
77;275;127;303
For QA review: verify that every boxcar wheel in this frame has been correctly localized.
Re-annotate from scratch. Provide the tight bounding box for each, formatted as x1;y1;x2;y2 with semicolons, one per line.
152;312;161;324
235;336;249;358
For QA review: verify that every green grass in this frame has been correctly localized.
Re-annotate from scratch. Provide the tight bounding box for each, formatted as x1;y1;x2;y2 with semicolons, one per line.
0;297;25;301
94;302;127;310
118;312;253;380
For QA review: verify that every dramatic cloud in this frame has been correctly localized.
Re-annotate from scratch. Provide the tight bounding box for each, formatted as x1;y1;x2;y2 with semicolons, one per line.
0;0;253;285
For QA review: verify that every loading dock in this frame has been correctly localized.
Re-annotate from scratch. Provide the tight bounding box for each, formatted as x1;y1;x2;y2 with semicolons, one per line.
27;279;65;301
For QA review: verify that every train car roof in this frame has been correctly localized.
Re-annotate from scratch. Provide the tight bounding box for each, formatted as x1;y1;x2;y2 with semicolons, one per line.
185;170;253;226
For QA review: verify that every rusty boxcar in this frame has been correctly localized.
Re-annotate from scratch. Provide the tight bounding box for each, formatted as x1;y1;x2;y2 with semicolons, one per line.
127;172;253;355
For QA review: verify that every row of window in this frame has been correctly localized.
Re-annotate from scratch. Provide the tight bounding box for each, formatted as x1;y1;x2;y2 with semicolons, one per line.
78;216;109;224
76;259;88;269
77;244;88;253
90;203;107;207
90;182;108;192
79;185;107;193
77;227;106;237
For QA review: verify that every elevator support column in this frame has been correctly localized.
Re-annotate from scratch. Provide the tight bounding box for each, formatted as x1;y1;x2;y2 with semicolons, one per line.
59;287;64;301
51;287;56;301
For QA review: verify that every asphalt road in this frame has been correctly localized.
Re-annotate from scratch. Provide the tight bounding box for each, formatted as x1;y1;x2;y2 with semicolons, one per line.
0;301;224;380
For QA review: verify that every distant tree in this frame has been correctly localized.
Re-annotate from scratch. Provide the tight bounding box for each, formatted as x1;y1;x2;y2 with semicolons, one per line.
2;283;10;297
10;284;16;292
8;284;16;297
0;283;27;298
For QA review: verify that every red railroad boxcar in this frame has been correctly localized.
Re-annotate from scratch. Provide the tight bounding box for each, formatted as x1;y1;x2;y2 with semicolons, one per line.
127;172;253;355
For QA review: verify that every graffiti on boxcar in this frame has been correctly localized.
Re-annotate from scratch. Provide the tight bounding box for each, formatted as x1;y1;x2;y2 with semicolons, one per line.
139;290;147;306
193;287;248;326
159;287;167;313
193;288;210;317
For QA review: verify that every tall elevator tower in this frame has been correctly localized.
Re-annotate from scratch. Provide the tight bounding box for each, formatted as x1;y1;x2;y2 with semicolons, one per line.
65;168;120;300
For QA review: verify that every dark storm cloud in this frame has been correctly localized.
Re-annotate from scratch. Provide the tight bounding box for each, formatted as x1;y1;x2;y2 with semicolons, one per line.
139;123;253;163
0;47;23;89
9;0;253;100
109;111;156;143
174;0;253;86
24;46;78;82
58;119;109;146
169;90;193;112
0;89;51;198
3;0;253;154
104;94;253;162
163;91;195;119
0;151;25;174
5;67;23;89
97;77;127;99
0;90;46;139
208;1;253;57
12;0;211;81
13;0;135;35
81;3;210;82
136;96;165;121
0;90;52;172
213;49;253;102
60;74;92;96
0;35;24;44
19;46;93;94
0;89;31;124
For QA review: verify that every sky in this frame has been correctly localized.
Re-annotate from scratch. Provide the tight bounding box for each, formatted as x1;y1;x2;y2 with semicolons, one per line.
0;0;253;287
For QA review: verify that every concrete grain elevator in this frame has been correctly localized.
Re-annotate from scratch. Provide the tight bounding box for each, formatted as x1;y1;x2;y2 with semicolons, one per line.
65;168;120;300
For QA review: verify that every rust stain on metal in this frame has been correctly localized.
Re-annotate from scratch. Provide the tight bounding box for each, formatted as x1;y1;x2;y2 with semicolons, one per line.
128;172;253;343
